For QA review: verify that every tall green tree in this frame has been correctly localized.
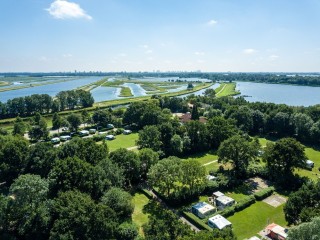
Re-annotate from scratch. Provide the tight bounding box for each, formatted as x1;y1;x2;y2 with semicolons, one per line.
5;174;51;239
137;125;162;152
66;113;82;132
12;116;26;136
263;138;306;182
287;217;320;240
52;112;62;131
218;135;259;178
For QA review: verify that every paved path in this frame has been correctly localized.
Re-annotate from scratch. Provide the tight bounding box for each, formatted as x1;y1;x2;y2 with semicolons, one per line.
127;146;138;151
202;160;218;166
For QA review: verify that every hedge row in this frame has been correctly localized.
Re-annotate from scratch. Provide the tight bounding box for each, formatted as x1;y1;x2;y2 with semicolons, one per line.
181;212;212;231
220;195;256;217
139;188;154;200
253;187;275;200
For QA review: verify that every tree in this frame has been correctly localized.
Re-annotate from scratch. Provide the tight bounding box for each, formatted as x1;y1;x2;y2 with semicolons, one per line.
284;181;320;224
98;159;125;190
287;217;320;240
227;105;253;132
26;142;58;178
137;125;162;152
116;222;138;240
263;138;306;182
0;136;29;185
48;157;95;197
291;113;314;142
191;104;199;120
52;112;62;131
218;135;259;178
138;148;159;178
143;202;193;240
58;137;108;165
207;116;238;149
109;148;141;185
92;110;112;128
12;116;26;136
5;174;51;239
185;120;208;153
148;157;182;197
66;113;82;132
101;187;134;219
50;190;118;240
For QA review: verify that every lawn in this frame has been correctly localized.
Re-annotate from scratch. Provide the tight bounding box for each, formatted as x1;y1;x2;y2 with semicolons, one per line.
106;133;138;152
132;192;150;236
215;83;240;97
182;151;220;173
227;201;286;240
295;147;320;181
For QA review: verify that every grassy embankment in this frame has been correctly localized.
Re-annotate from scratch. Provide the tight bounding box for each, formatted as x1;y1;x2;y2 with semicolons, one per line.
215;82;240;97
0;81;10;87
119;87;134;97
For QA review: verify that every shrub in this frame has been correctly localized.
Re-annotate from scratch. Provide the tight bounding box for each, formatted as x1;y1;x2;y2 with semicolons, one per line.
182;212;212;231
115;128;123;135
220;206;235;217
93;134;106;142
234;195;256;212
254;187;275;200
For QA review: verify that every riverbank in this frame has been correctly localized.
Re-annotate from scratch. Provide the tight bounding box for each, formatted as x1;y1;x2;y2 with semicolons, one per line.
215;83;240;97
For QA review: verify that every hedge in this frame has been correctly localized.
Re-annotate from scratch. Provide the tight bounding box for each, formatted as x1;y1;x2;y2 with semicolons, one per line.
181;211;212;231
254;187;275;200
220;195;256;217
139;188;154;200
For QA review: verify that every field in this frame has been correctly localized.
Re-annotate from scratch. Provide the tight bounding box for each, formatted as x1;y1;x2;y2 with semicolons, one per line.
132;192;150;236
182;151;220;173
227;201;286;240
215;83;240;97
105;133;139;152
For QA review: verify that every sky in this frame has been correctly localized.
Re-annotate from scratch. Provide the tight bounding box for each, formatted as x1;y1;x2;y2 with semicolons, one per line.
0;0;320;72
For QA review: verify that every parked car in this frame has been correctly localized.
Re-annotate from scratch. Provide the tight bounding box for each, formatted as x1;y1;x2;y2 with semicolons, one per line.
123;129;132;135
106;124;114;130
89;129;97;134
105;135;115;140
79;130;89;137
51;137;60;144
60;135;71;141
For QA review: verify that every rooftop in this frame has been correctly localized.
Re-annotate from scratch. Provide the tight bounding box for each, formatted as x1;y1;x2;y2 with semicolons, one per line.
208;214;232;230
216;195;235;205
193;202;215;215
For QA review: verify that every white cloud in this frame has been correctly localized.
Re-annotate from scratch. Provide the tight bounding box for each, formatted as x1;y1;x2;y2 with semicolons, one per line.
46;0;92;20
269;55;279;61
243;48;257;55
142;45;149;49
63;53;72;58
194;51;205;56
119;53;127;57
145;49;153;54
39;56;48;61
207;20;218;26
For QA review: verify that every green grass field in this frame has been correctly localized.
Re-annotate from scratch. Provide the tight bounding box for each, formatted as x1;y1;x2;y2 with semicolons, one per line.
132;192;150;236
105;133;138;152
182;151;220;173
119;87;134;97
215;83;240;97
227;201;286;240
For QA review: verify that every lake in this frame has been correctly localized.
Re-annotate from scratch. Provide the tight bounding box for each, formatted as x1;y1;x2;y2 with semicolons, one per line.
236;82;320;106
0;76;103;102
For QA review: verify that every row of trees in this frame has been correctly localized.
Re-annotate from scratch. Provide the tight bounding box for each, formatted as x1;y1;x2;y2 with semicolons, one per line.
0;89;94;118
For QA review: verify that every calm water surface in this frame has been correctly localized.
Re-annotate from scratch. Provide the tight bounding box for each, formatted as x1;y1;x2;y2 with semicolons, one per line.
236;82;320;106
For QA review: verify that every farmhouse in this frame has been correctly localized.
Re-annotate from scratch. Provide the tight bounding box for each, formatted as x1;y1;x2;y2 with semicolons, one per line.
191;202;216;219
265;223;288;240
208;214;232;230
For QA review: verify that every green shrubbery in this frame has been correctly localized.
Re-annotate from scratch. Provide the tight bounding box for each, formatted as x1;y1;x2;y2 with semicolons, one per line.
253;187;275;200
181;212;212;231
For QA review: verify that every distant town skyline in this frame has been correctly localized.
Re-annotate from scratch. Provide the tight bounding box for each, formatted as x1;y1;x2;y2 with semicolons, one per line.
1;0;320;72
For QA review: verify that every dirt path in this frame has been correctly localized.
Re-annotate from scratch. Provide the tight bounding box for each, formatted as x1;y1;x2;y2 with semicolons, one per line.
215;83;227;95
202;160;218;166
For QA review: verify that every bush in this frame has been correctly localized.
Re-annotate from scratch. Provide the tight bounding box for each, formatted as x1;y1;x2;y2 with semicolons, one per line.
254;187;275;200
93;134;106;142
234;195;256;212
138;188;154;199
115;128;123;135
220;206;236;217
181;212;212;231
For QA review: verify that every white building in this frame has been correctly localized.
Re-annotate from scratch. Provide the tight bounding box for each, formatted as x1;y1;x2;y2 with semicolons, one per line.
208;214;232;230
191;202;216;219
216;195;235;210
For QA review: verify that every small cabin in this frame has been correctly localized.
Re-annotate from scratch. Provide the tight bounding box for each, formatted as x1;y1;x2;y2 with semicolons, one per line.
191;202;216;219
208;214;232;230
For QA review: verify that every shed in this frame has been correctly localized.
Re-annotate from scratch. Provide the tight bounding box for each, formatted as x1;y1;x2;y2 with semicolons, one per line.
191;202;215;219
213;191;225;198
208;214;232;230
216;195;235;210
265;223;288;240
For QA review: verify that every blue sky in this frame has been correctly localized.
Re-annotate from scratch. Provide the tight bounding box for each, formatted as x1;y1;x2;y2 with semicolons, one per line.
1;0;320;72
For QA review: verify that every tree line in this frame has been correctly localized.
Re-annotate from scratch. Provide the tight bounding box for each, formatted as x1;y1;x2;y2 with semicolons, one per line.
0;89;94;119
